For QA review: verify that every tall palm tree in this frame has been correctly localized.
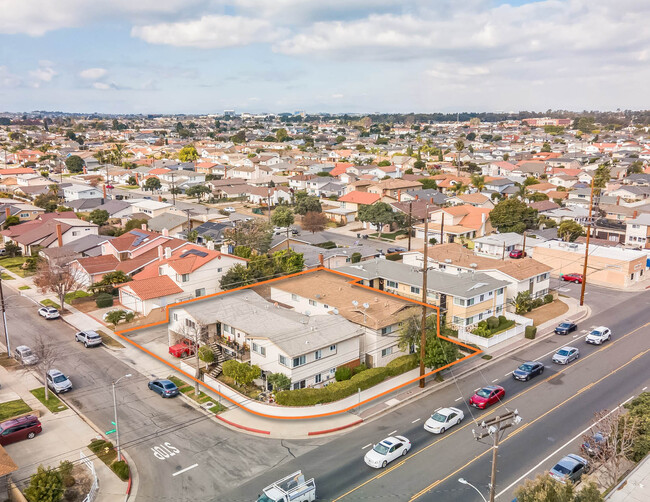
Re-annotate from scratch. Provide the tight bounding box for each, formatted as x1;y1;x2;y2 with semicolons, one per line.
451;182;468;194
471;174;485;192
454;140;465;176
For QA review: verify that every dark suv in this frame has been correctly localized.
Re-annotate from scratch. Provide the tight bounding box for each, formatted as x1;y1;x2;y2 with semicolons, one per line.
0;415;42;445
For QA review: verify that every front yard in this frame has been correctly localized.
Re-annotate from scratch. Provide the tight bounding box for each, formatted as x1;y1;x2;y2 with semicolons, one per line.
524;300;569;326
30;387;69;413
0;398;32;421
167;375;226;412
0;256;34;277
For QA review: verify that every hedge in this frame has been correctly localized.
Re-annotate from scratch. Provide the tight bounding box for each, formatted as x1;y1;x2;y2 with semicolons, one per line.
386;354;418;376
96;292;113;308
335;366;352;381
525;325;537;339
111;460;130;481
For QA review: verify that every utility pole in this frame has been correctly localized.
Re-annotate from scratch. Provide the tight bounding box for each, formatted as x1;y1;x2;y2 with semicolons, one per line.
267;188;272;225
522;232;527;256
407;201;413;251
0;274;10;357
472;410;522;502
501;242;505;261
440;211;445;245
580;177;595;306
419;205;429;389
183;208;192;235
112;374;132;461
171;172;176;206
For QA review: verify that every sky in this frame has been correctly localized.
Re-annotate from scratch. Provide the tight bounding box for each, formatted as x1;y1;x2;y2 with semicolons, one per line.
1;0;649;115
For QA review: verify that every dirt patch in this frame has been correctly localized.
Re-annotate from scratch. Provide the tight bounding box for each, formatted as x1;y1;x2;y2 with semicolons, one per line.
71;297;100;313
524;299;569;326
63;464;93;502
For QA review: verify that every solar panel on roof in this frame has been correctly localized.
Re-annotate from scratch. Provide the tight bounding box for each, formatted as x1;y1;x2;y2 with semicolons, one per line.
130;230;150;247
180;249;208;259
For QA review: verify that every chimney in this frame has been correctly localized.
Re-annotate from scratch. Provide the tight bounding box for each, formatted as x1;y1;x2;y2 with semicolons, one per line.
83;166;87;174
397;189;401;202
633;210;638;218
206;241;215;250
141;223;147;230
220;244;229;254
415;195;419;200
616;196;620;206
158;245;163;259
56;223;63;247
318;253;324;267
103;184;107;199
430;197;434;204
162;228;169;237
164;247;172;259
158;195;163;202
4;207;10;219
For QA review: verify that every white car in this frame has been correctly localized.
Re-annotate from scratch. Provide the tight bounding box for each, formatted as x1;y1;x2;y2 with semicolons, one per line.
424;407;464;434
38;306;60;319
223;207;236;213
75;330;103;348
585;326;611;345
364;435;411;468
14;345;39;365
552;346;580;365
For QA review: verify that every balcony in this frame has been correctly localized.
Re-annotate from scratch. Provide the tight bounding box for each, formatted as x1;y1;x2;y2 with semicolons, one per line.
213;335;250;362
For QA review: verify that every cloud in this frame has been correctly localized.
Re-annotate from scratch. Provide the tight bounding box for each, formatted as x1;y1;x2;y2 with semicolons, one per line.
131;15;286;49
93;82;114;90
28;61;57;87
79;68;108;80
331;93;344;99
0;66;22;88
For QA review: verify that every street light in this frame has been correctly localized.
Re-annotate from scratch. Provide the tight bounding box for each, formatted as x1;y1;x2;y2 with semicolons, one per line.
112;374;132;460
458;478;488;502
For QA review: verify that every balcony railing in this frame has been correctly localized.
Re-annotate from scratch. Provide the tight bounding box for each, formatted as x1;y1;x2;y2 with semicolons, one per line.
214;335;250;362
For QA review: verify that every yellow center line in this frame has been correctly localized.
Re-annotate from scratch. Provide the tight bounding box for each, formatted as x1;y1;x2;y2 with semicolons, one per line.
332;320;650;502
408;348;650;501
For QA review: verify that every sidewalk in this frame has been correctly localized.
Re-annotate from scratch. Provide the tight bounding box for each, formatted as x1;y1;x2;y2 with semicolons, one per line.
606;455;650;501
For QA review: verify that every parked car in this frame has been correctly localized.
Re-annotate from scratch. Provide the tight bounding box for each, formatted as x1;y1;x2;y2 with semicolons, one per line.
581;432;606;457
223;207;236;213
168;338;197;358
585;326;611;345
512;361;544;381
549;454;588;484
555;322;577;335
38;306;60;319
106;185;115;189
46;369;72;394
75;330;103;348
424;407;464;434
386;247;407;254
364;436;411;468
0;248;6;256
0;415;42;446
552;346;580;365
469;385;505;409
560;273;583;284
509;249;525;259
14;345;38;365
274;227;288;235
148;379;179;398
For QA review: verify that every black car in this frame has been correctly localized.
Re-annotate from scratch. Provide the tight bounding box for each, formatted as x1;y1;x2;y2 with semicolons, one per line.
148;379;179;398
555;322;577;335
386;247;407;254
512;361;544;381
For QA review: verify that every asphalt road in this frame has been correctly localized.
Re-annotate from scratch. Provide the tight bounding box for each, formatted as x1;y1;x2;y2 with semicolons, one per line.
223;287;650;502
2;288;323;501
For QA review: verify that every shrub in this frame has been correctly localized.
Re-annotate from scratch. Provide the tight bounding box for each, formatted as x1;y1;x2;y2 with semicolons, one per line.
96;293;114;308
352;363;368;376
498;315;507;325
477;320;488;329
335;366;352;381
350;367;389;390
58;460;73;477
350;252;362;263
111;460;130;481
386;253;402;261
429;237;437;245
486;316;499;329
531;298;544;309
314;241;337;250
198;346;214;364
386;354;418;376
473;325;492;338
544;293;554;304
525;325;537;339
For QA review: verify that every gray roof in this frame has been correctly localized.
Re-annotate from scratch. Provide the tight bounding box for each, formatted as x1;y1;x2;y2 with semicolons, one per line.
66;198;131;216
405;189;448;205
174;290;363;356
337;259;508;299
40;234;113;259
147;213;187;232
474;232;547;247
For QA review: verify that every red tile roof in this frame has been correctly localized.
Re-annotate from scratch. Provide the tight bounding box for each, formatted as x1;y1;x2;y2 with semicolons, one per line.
338;191;381;205
120;275;183;300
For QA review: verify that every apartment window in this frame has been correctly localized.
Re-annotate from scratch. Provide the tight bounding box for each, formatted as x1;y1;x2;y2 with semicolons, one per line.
439;264;446;270
323;304;329;309
223;324;231;334
453;316;462;325
293;355;307;368
479;294;485;302
20;213;28;218
454;298;466;306
292;380;306;390
173;313;178;321
314;374;322;384
466;316;474;325
252;343;266;357
279;355;289;367
309;299;317;306
195;288;205;298
72;231;79;236
497;288;504;295
291;294;298;301
185;319;195;329
381;326;393;335
386;280;398;288
410;286;420;294
314;349;322;360
381;346;393;357
217;268;223;273
181;273;190;282
329;344;336;351
330;368;336;375
467;298;475;306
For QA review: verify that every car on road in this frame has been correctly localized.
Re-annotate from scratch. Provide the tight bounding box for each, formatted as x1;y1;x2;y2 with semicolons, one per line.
75;330;103;348
585;326;611;345
364;436;411;468
148;379;179;398
386;247;407;254
0;415;42;446
46;369;72;394
38;306;60;319
509;249;525;259
549;453;589;483
168;338;196;358
14;345;38;365
512;361;544;381
469;385;505;409
554;321;578;335
273;227;289;235
223;207;236;213
106;185;115;189
424;407;464;434
581;432;606;457
552;346;580;365
560;273;583;284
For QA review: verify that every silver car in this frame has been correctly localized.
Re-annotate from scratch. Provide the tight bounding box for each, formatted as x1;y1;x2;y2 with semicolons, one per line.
75;330;102;348
14;345;39;365
46;369;72;394
549;454;588;483
38;307;60;319
552;346;579;365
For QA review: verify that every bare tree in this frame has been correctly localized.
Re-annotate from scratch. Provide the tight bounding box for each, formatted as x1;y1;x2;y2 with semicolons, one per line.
33;257;86;313
27;333;63;400
176;319;209;396
583;408;639;487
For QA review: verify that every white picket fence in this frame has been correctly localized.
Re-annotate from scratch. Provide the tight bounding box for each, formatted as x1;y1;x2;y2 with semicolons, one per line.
80;451;99;502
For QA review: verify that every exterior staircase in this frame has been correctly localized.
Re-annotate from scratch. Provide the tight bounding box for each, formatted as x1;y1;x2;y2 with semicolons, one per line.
208;342;226;378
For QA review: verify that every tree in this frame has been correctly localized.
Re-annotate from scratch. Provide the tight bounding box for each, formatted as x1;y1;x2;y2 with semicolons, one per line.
466;132;476;141
3;215;19;229
185;184;211;201
523;176;540;186
222;359;261;386
558;220;585;242
28;332;63;402
358;202;396;237
398;314;460;370
105;310;126;328
413;159;426;170
230;130;246;144
541;142;552;152
4;241;21;257
271;207;295;249
275;128;289;142
219;264;254;290
627;161;644;175
65;155;84;173
624;392;650;461
127;175;137;186
593;165;610;195
223;219;273;253
90;270;131;293
24;465;64;502
33;257;85;314
513;474;575;502
124;218;148;232
178;145;199;162
454;139;464;175
512;291;533;314
419;178;438;190
471;174;485;191
294;195;322;215
88;209;109;226
143;177;162;192
450;182;468;194
490;198;538;233
377;160;391;167
301;211;328;233
267;372;291;392
335;135;346;144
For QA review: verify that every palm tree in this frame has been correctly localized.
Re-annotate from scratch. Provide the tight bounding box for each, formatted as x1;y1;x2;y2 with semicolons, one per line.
471;174;485;192
516;184;528;200
451;182;468;194
454;140;465;176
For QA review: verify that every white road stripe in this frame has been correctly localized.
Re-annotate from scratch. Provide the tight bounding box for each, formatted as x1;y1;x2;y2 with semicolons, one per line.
504;372;512;376
173;463;198;477
362;443;372;450
389;430;397;436
474;388;480;392
455;397;463;402
643;387;647;391
492;378;499;383
412;418;421;424
495;398;635;498
572;334;580;338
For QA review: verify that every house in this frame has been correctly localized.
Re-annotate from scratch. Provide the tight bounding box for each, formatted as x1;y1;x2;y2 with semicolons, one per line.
62;184;103;202
246;186;292;205
608;186;650;203
129;199;184;219
402;189;449;206
414;205;492;243
473;232;547;258
484;178;516;194
66;198;132;218
483;161;517;177
168;288;364;389
324;191;381;224
146;213;188;236
625;213;650;249
367;179;423;202
543;206;590;225
448;193;495;209
190;221;235;245
0;202;45;225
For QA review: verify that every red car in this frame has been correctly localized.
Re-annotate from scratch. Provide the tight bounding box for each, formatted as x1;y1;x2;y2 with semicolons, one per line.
168;338;197;358
469;385;505;409
0;415;42;446
509;249;525;259
560;273;583;284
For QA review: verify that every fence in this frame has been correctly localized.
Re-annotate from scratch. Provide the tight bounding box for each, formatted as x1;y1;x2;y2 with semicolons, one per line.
80;451;99;502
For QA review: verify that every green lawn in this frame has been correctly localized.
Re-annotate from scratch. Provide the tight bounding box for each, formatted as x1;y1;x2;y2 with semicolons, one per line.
40;299;61;309
117;185;139;190
0;399;32;421
30;387;68;413
0;256;33;277
369;230;407;241
64;290;92;304
0;272;14;280
88;439;117;466
18;285;31;290
167;375;226;411
97;330;125;349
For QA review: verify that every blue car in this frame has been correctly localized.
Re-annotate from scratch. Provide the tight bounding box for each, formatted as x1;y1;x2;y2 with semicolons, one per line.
148;379;179;398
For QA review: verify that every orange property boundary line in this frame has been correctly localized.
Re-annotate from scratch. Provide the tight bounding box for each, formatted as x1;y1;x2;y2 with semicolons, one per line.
116;267;482;420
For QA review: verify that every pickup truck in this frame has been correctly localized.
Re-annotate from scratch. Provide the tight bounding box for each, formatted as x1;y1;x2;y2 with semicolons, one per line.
257;471;315;502
168;338;197;358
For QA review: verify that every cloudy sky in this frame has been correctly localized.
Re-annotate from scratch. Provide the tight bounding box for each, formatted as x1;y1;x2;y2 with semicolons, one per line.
1;0;648;114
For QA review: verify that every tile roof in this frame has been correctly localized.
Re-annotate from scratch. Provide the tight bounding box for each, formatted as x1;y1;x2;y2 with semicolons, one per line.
120;275;183;300
75;255;120;275
338;191;381;205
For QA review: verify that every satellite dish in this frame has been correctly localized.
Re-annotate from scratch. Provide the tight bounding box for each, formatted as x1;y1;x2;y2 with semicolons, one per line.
363;303;370;309
333;308;339;314
305;310;311;316
352;300;359;307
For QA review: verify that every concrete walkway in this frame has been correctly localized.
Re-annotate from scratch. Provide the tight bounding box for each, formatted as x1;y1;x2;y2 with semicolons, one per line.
606;455;650;501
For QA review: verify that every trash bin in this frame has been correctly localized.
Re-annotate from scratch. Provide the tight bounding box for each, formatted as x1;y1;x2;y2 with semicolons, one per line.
357;233;361;238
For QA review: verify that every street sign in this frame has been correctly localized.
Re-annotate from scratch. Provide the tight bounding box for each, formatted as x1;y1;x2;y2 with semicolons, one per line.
106;421;117;434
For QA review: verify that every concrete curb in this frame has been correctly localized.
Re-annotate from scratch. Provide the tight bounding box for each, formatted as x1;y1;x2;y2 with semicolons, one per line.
307;419;364;436
214;414;271;435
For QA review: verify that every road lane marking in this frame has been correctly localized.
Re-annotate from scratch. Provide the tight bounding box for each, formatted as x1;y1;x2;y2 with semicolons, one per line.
474;388;480;392
362;444;372;450
332;320;650;502
504;372;512;376
173;463;198;477
496;395;637;498
643;387;648;391
492;378;499;383
455;397;463;402
412;418;421;424
573;334;580;338
389;430;397;436
409;349;650;501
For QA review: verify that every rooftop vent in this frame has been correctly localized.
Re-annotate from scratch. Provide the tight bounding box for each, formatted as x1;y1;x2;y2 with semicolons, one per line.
469;263;478;268
445;258;452;264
